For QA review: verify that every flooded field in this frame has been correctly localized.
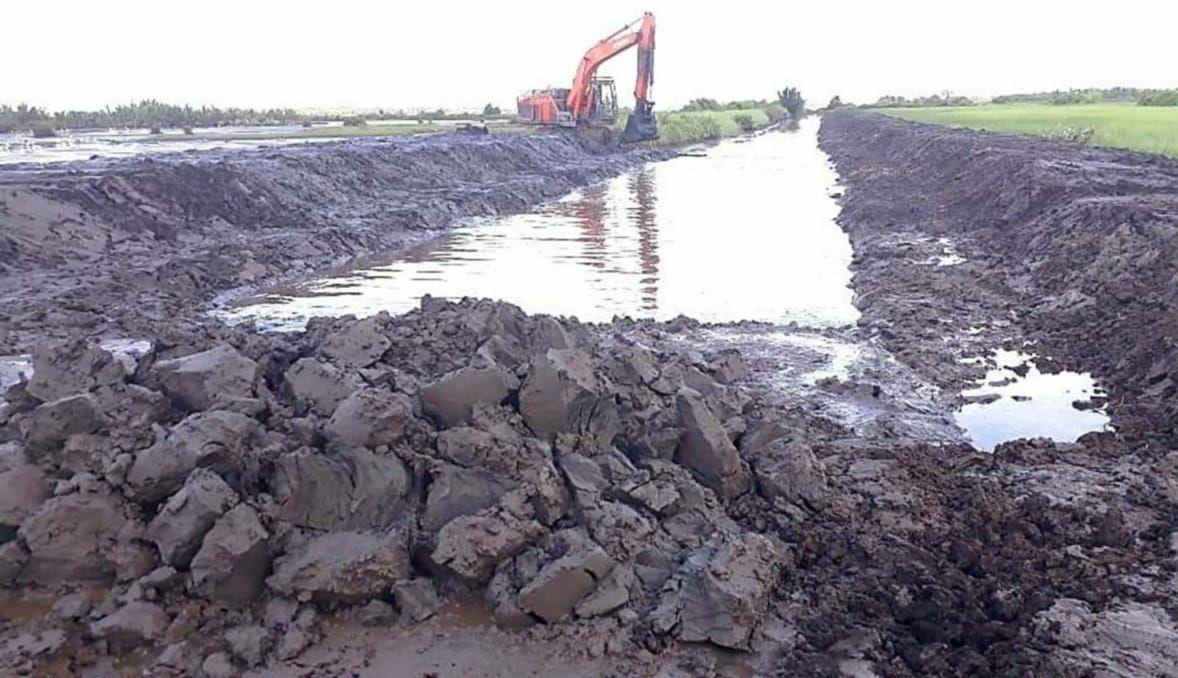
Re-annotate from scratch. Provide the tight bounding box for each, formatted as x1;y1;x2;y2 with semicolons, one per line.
225;118;857;329
0;119;506;165
0;126;333;165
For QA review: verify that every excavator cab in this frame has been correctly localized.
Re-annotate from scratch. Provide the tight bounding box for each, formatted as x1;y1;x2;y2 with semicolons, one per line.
587;78;619;127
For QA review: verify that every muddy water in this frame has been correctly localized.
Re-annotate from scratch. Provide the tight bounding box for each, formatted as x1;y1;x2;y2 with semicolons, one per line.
224;117;858;329
956;350;1110;451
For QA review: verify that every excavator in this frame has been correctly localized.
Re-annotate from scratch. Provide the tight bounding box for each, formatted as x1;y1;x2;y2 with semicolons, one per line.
516;12;658;143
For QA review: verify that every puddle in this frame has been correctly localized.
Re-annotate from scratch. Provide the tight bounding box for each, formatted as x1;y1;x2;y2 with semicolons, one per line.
955;349;1110;451
222;117;858;330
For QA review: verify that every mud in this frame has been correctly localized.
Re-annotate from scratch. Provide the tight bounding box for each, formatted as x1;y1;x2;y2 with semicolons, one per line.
1;114;1177;677
0;131;668;354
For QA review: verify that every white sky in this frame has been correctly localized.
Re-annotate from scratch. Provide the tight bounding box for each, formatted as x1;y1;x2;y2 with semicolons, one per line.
3;0;1175;113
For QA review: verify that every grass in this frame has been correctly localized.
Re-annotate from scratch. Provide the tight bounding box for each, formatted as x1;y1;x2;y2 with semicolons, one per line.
877;103;1178;158
618;107;775;146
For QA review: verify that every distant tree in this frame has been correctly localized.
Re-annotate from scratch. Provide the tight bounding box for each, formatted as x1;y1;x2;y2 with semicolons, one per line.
1139;89;1178;106
827;95;843;109
681;98;722;112
777;87;805;117
31;121;56;138
482;103;502;117
733;113;757;132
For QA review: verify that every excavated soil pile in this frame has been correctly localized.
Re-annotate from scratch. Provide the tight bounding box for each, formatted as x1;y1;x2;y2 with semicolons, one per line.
0;298;801;674
821;110;1178;440
0;133;667;353
1;298;1175;677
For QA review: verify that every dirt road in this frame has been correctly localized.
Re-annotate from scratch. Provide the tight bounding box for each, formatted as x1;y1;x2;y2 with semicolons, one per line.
1;116;1176;677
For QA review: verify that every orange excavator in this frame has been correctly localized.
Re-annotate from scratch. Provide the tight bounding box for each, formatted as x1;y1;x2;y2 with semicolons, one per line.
516;12;658;143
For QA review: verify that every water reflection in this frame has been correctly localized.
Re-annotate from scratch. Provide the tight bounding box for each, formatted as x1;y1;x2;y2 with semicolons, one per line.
955;350;1110;451
225;117;859;329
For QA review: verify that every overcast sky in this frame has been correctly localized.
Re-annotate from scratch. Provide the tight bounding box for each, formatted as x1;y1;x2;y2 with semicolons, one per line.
4;0;1175;113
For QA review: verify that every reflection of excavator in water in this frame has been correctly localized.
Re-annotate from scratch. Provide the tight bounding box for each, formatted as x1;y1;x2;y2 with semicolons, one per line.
516;12;658;143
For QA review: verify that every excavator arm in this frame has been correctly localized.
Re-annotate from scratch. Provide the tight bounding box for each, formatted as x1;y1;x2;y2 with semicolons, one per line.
566;12;657;142
515;12;658;142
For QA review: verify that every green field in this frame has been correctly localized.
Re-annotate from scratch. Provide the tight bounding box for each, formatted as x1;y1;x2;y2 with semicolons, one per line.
878;103;1178;158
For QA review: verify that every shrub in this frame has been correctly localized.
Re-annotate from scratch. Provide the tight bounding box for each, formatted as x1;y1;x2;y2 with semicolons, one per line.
342;116;367;127
31;121;56;138
681;98;722;112
1046;125;1095;145
827;95;844;109
763;103;788;122
1049;89;1101;105
1138;90;1178;107
653;113;722;144
733;114;757;132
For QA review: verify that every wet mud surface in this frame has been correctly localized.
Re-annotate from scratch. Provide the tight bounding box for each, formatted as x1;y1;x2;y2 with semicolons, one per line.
0;115;1177;677
0;131;668;354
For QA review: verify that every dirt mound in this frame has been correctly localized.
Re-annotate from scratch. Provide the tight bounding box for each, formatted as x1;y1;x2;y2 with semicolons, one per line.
0;298;796;673
0;133;668;353
1;297;1173;676
820;110;1178;442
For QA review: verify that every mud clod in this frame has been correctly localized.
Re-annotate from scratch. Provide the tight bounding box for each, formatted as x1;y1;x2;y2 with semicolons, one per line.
189;503;270;606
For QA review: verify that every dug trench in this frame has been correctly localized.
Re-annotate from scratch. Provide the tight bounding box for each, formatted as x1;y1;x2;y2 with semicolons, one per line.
0;132;671;355
0;118;1176;677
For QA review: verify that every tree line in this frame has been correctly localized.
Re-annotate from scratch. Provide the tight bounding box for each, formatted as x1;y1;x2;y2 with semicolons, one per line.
0;100;307;134
0;100;514;135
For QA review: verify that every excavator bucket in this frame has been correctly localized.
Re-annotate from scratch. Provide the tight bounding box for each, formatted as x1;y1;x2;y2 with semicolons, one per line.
622;107;658;143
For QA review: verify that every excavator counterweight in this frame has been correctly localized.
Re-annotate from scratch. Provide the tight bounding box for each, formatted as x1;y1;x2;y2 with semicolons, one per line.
517;12;658;143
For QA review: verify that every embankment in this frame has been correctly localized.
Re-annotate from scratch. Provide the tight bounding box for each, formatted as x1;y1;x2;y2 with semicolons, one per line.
821;109;1178;441
0;132;668;353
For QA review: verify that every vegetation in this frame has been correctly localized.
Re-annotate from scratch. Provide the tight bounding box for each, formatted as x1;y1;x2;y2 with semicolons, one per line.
763;103;788;123
826;95;844;110
777;87;805;117
869;92;974;108
0;100;305;133
30;121;56;138
1137;90;1178;107
878;103;1178;158
680;98;775;113
992;87;1141;105
618;107;771;146
1047;89;1102;105
0;99;515;135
